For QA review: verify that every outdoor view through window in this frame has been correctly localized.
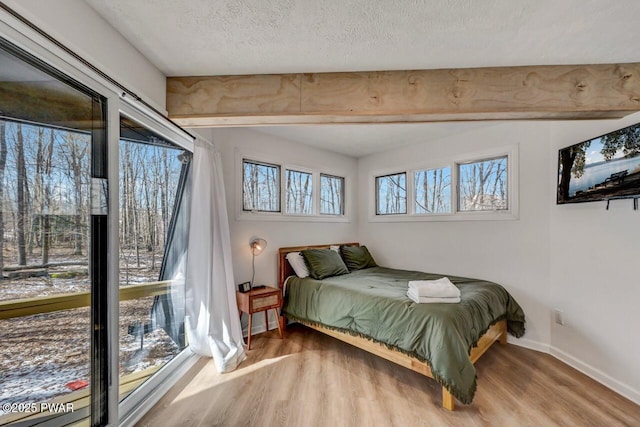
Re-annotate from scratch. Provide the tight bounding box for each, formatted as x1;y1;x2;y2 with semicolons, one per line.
0;41;190;423
0;123;188;413
118;117;189;401
0;42;97;422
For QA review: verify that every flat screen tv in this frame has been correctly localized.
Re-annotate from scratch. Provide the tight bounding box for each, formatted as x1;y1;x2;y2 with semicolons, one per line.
557;122;640;204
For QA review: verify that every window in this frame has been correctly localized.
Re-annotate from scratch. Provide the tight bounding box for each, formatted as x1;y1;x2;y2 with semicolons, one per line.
238;154;348;221
376;172;407;215
0;25;195;425
285;169;313;215
320;174;344;215
243;160;280;212
118;116;190;401
370;147;516;221
0;39;107;424
457;156;508;211
415;167;452;214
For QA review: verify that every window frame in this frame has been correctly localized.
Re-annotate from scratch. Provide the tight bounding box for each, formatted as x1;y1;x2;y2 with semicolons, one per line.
242;159;282;213
0;17;198;426
413;165;453;216
235;149;350;222
319;173;345;216
117;104;197;426
284;167;314;216
375;171;408;216
456;154;509;213
369;145;518;222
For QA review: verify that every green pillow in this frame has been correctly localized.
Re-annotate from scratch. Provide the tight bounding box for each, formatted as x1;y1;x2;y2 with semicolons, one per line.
301;248;349;280
340;245;377;271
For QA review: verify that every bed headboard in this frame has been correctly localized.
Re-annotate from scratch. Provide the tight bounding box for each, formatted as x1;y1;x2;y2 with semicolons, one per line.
278;242;359;289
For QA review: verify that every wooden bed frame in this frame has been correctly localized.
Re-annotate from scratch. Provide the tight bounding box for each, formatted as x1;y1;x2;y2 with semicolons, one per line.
278;242;507;411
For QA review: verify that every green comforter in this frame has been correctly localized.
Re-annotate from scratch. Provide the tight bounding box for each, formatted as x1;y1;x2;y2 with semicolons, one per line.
283;267;525;404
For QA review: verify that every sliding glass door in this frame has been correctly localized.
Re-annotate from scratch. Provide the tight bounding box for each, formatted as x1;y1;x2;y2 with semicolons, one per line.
0;30;193;425
0;40;108;425
117;116;190;401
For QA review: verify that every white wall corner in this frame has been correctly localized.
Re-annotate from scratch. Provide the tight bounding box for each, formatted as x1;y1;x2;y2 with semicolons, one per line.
549;346;640;406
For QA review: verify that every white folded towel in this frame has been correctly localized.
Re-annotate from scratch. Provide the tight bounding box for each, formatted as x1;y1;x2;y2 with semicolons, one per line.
407;288;460;304
408;277;460;298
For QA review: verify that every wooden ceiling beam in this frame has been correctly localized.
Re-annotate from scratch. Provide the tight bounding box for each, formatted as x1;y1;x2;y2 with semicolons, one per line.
167;63;640;127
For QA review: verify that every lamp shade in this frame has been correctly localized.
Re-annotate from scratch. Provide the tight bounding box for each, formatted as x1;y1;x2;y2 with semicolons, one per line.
250;238;267;256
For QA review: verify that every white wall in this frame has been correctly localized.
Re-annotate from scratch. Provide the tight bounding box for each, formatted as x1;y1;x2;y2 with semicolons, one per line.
2;0;166;109
549;112;640;403
357;116;640;403
357;122;552;348
207;117;640;401
213;127;359;332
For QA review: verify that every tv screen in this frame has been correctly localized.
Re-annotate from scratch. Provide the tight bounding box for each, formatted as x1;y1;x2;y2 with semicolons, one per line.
557;122;640;204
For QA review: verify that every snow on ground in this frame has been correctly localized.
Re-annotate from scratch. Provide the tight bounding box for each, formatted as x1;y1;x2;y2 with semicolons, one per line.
0;251;183;416
0;301;182;416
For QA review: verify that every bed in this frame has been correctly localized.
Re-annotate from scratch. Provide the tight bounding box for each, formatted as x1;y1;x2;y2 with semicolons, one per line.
278;243;525;411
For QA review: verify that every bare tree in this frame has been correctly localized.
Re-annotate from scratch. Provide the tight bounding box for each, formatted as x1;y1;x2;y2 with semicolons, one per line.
243;161;280;212
459;159;506;210
381;174;406;214
320;175;342;215
16;124;27;265
286;170;312;214
265;166;273;210
416;169;450;213
40;129;54;264
0;120;7;277
286;169;294;211
130;145;141;267
160;148;169;247
300;172;311;213
58;133;88;256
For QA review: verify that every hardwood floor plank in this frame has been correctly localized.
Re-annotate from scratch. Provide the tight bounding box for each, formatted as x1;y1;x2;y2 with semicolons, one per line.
137;325;640;427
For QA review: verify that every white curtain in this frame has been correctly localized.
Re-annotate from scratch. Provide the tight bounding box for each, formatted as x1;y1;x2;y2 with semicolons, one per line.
185;137;246;372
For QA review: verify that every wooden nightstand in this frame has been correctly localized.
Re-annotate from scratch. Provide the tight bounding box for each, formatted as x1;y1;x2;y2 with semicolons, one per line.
236;286;283;349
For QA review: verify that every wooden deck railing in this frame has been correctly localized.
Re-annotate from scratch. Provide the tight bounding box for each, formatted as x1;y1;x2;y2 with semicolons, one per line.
0;365;161;425
0;281;180;424
0;280;177;320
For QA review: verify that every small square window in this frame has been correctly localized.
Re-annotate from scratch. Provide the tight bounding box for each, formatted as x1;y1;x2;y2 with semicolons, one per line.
376;172;407;215
457;156;508;211
243;160;280;212
414;167;452;214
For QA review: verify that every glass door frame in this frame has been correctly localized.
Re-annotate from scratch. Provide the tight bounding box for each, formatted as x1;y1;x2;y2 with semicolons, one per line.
0;35;110;426
115;105;194;425
0;8;196;426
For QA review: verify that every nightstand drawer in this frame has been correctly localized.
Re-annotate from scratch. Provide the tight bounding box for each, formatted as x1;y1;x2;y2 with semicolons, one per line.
252;294;279;310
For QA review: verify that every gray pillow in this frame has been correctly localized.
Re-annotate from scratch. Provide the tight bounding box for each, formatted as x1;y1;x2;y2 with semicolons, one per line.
301;248;349;280
340;245;377;270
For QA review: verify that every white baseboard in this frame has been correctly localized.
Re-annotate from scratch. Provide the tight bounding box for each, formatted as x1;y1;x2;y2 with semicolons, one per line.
550;346;640;405
507;336;550;353
507;338;640;405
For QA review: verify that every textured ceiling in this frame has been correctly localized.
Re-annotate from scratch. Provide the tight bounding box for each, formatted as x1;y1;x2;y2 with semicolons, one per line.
85;0;640;156
86;0;640;76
